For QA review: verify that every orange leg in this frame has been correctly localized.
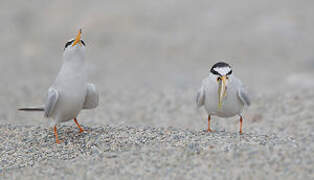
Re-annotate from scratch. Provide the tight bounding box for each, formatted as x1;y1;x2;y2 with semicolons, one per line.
207;115;213;132
74;118;84;133
54;126;61;144
239;116;243;134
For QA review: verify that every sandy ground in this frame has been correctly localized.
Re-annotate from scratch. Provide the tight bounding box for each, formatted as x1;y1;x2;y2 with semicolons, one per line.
1;0;314;179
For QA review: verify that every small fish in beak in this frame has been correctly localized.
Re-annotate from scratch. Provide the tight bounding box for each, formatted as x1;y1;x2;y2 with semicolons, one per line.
218;75;227;109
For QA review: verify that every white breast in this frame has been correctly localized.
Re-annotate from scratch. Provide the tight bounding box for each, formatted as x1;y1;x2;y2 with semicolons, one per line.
51;60;88;123
203;75;244;118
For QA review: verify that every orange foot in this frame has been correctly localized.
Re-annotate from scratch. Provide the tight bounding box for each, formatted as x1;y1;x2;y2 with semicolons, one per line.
239;116;243;135
74;118;84;133
207;115;215;132
207;128;215;133
56;139;62;144
54;126;62;144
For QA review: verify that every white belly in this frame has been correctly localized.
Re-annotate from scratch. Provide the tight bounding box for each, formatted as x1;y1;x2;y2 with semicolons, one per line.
203;78;244;118
51;61;88;123
53;88;86;123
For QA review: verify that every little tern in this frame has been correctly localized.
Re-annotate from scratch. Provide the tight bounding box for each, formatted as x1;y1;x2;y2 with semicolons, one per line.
19;29;99;143
196;62;250;134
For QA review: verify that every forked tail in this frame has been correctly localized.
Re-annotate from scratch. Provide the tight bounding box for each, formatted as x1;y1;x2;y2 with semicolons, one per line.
18;107;44;111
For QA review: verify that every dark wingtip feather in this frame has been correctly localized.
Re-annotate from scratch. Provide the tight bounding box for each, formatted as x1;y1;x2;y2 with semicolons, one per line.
18;107;44;111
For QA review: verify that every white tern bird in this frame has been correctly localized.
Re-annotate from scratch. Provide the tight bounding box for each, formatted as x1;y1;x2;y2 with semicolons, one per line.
19;29;99;143
196;62;250;134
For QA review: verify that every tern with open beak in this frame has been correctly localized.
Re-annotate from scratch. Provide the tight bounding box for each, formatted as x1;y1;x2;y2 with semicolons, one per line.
196;62;250;134
19;29;99;143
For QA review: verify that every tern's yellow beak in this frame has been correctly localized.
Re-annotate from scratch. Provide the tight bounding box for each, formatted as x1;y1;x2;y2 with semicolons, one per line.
218;75;227;109
72;29;82;47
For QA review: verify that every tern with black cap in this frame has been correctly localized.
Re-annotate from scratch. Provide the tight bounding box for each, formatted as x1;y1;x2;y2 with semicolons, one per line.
196;62;250;134
19;29;99;143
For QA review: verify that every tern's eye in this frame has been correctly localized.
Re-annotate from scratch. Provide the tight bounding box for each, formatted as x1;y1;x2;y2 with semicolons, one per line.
64;40;74;50
80;40;86;46
217;77;221;82
226;76;229;80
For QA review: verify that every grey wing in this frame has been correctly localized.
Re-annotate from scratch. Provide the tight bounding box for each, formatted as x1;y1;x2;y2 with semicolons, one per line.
196;86;205;108
44;88;59;118
83;83;99;109
238;87;251;106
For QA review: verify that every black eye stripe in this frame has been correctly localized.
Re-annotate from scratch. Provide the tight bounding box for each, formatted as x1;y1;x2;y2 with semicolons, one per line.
64;39;86;50
64;40;74;50
210;68;232;76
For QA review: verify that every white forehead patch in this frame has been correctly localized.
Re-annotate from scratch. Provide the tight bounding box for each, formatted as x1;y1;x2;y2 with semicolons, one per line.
213;67;231;75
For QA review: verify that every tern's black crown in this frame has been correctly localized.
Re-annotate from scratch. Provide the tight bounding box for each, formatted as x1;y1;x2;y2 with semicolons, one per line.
210;62;232;76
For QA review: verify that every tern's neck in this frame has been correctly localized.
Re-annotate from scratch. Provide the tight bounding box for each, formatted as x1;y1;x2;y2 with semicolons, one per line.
63;53;85;64
61;54;86;75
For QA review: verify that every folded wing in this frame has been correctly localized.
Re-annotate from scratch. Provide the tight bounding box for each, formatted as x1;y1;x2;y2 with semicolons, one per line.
196;86;205;108
237;87;250;106
83;83;99;109
44;88;59;118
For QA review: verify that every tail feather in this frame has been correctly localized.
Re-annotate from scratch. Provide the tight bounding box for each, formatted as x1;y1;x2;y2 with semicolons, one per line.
18;107;44;111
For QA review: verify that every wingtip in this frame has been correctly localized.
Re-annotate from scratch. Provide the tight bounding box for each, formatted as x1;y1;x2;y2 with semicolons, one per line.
18;107;44;111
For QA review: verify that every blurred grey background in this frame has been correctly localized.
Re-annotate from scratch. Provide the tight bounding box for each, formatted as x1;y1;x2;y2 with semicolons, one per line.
1;0;314;128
